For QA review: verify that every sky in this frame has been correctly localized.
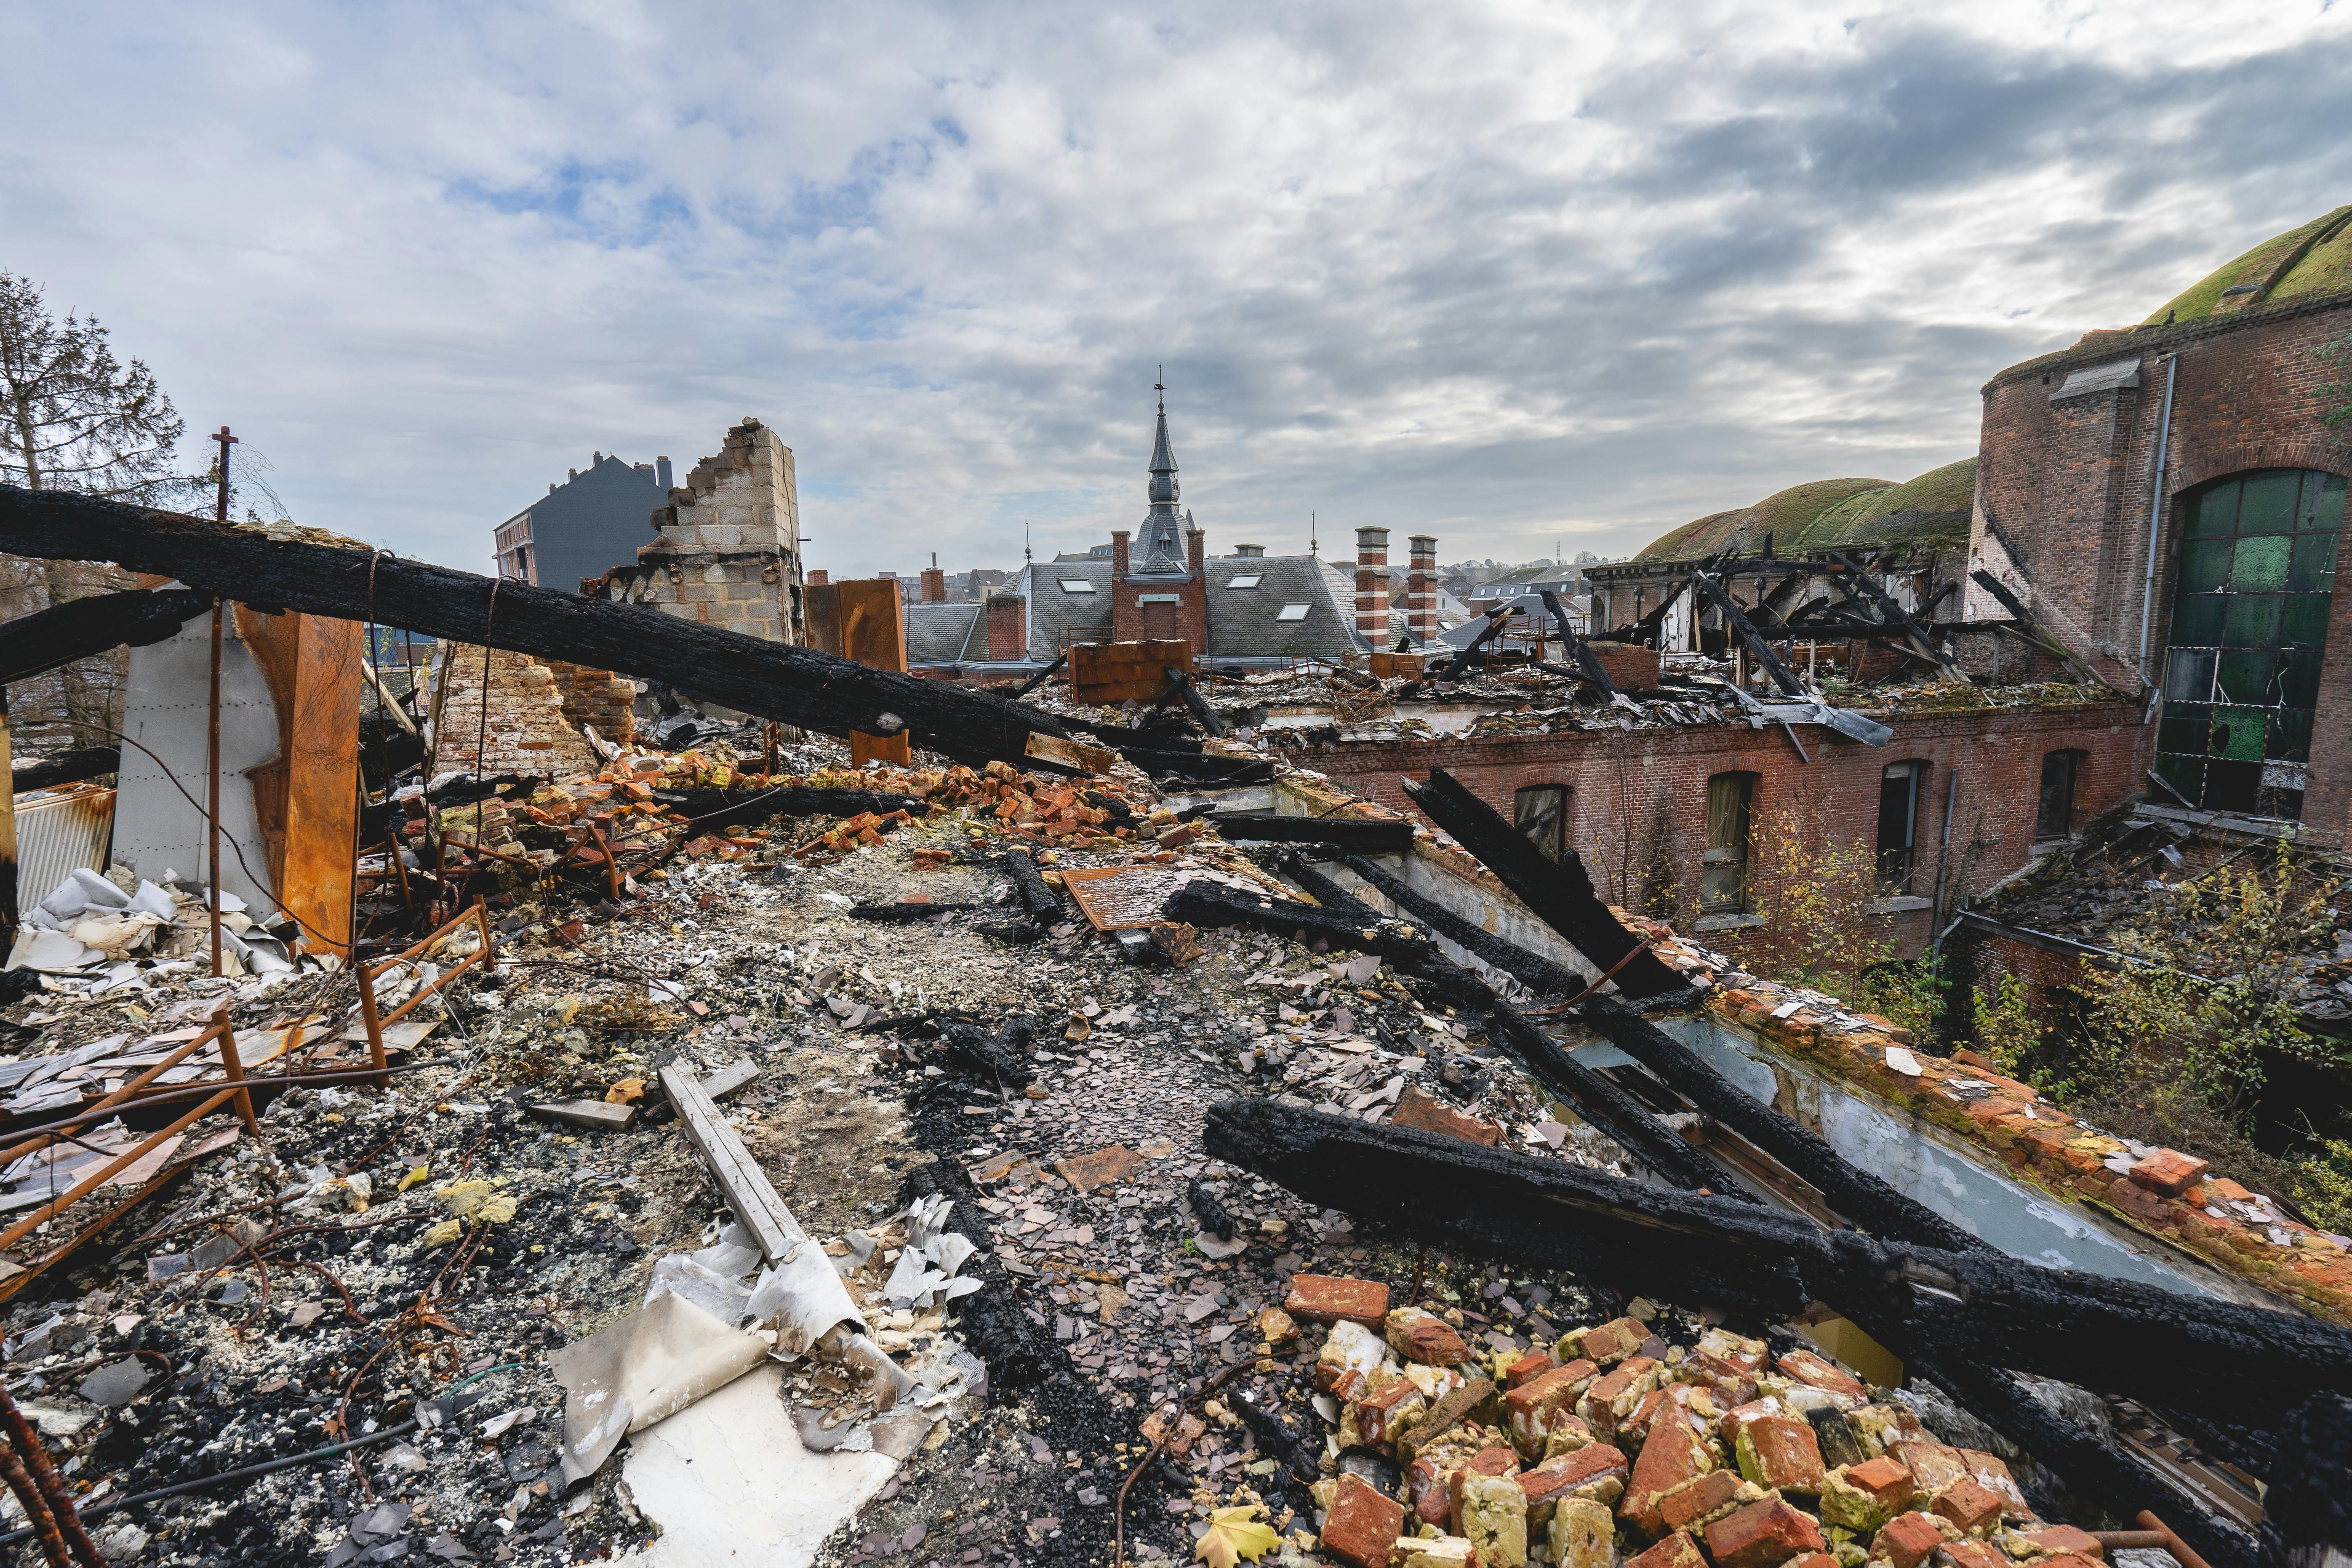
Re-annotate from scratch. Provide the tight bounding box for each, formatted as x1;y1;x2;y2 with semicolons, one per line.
4;2;2351;579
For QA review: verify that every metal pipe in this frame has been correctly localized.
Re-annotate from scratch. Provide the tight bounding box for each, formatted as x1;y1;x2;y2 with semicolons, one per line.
1930;765;1960;920
2136;354;2180;687
207;426;235;979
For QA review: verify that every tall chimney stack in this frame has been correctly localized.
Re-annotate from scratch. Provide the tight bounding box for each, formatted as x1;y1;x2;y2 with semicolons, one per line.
920;551;947;603
1354;526;1390;646
1408;534;1438;646
656;455;673;489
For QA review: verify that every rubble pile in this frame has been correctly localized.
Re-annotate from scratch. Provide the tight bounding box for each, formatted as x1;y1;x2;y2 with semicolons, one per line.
1277;1274;2095;1568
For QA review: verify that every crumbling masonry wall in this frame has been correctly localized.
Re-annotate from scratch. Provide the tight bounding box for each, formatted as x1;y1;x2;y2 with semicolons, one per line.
430;644;603;776
599;417;805;646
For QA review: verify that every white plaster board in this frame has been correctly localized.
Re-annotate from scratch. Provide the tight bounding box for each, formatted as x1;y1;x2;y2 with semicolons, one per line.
111;605;280;914
618;1365;897;1568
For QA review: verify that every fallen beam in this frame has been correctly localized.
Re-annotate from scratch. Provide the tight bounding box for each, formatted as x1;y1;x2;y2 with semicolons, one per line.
1324;851;1587;996
1201;1097;2352;1442
0;587;214;686
10;748;120;793
1401;768;1684;998
1579;995;1986;1253
1538;590;1624;701
1164;668;1229;738
0;485;1085;773
1000;847;1065;923
1211;814;1415;853
1161;883;1490;1011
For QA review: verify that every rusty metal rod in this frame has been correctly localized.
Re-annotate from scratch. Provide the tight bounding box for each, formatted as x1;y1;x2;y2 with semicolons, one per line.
0;1383;108;1568
0;1433;70;1567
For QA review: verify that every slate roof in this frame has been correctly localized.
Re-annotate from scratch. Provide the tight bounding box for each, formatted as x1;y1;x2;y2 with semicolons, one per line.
904;602;987;665
1011;563;1116;658
1201;556;1364;659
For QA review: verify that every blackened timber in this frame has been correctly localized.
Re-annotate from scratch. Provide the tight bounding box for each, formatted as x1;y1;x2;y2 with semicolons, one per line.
1828;551;1967;681
1008;652;1066;702
1202;1098;2352;1436
0;588;214;684
1161;884;1490;1010
1437;606;1512;681
1579;995;1986;1253
1212;814;1414;853
1401;768;1684;998
1163;668;1229;738
1000;847;1064;923
1317;852;1586;997
9;748;119;793
1537;591;1621;700
0;485;1084;773
1687;569;1805;696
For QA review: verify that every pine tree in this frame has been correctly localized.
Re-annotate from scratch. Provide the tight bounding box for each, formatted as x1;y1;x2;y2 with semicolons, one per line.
0;272;190;502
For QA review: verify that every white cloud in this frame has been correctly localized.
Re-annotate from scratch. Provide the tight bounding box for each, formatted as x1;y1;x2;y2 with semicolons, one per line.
2;0;2348;579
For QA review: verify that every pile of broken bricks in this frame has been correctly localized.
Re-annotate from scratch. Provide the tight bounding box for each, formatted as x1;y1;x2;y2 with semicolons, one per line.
1284;1272;2109;1568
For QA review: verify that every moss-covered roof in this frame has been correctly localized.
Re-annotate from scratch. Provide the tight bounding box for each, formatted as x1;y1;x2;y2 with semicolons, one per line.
2144;205;2352;325
1630;459;1976;563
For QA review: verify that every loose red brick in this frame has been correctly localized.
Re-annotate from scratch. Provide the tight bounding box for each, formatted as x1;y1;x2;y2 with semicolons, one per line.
1575;1355;1661;1444
1319;1472;1405;1568
1286;1274;1390;1328
1505;1359;1598;1455
1621;1421;1715;1535
1705;1497;1825;1568
1889;1441;1969;1497
1776;1348;1867;1401
1874;1512;1948;1568
1790;1556;1839;1568
1359;1379;1427;1448
1625;1532;1706;1568
1565;1317;1648;1365
1505;1351;1555;1388
1957;1449;2030;1519
1657;1469;1753;1534
1522;1440;1628;1509
1736;1414;1826;1494
1718;1397;1781;1447
1392;1085;1503;1146
2128;1148;2208;1197
1386;1307;1472;1367
1932;1477;2004;1536
1847;1455;1916;1508
2037;1555;2105;1568
2025;1526;2105;1560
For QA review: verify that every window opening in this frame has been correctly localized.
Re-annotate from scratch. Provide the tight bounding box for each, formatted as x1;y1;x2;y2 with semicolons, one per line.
2036;751;2083;841
1275;602;1311;622
1514;785;1568;864
1057;579;1096;594
1877;761;1924;893
1227;575;1263;590
2155;468;2343;818
1701;772;1755;912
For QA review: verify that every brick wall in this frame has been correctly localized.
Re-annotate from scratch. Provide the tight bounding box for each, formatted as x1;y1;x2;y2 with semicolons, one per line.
987;595;1027;662
601;417;806;646
540;660;638;745
431;644;603;775
1299;701;2144;960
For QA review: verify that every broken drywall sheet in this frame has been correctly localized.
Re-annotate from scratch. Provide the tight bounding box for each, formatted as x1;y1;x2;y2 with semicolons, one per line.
617;1365;897;1568
113;603;279;914
547;1289;770;1485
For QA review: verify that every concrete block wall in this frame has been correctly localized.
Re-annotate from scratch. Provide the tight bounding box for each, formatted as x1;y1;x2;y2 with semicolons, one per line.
603;417;806;646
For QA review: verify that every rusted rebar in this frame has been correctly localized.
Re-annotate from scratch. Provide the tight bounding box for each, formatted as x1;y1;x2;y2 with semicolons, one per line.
0;1383;107;1568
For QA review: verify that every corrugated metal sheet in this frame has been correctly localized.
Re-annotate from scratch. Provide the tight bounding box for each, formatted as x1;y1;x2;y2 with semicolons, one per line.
13;786;116;917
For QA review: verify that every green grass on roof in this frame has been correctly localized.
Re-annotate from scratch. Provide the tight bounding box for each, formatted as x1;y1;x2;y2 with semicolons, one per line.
1631;459;1975;563
2145;205;2352;325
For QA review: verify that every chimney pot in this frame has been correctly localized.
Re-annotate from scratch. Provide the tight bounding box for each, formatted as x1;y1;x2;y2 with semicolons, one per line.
656;456;673;488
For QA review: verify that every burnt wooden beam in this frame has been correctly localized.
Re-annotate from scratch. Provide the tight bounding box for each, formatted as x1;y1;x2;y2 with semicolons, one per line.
1400;768;1685;998
1970;569;2112;689
9;748;120;793
1318;851;1586;996
0;485;1085;773
1202;1097;2352;1439
1436;605;1514;681
1008;652;1067;702
1827;551;1967;683
1000;846;1064;923
1579;994;1987;1254
1212;814;1414;853
1536;591;1622;701
1164;668;1229;738
1688;568;1806;696
1161;883;1491;1011
0;587;215;685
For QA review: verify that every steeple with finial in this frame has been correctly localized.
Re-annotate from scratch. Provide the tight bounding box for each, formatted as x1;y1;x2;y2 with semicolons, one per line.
1136;367;1187;575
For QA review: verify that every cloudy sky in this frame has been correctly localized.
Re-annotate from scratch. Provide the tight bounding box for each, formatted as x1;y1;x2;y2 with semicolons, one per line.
5;2;2350;578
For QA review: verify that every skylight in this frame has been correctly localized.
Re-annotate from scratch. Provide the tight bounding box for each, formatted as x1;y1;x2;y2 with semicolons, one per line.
1227;574;1263;590
1058;579;1096;594
1275;602;1311;622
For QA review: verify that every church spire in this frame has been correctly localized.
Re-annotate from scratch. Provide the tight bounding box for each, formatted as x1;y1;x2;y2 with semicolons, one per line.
1136;371;1186;573
1148;368;1178;508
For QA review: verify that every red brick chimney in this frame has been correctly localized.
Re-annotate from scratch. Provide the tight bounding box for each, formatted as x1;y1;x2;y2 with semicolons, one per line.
808;568;830;587
1408;534;1438;646
987;594;1027;661
1111;531;1131;577
920;553;946;603
1354;526;1390;644
1186;526;1205;574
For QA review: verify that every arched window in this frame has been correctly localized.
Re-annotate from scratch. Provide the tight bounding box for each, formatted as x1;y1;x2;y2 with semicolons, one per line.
2156;468;2346;818
1702;772;1756;912
1514;785;1569;864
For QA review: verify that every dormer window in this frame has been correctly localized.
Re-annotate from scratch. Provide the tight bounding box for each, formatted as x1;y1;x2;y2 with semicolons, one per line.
1058;579;1096;594
1228;575;1263;590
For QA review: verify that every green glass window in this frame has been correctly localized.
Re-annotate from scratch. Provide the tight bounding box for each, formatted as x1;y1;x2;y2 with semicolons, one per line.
2155;469;2344;818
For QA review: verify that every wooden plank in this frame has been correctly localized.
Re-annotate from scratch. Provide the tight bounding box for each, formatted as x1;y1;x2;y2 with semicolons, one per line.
1071;639;1192;704
658;1062;804;1260
1024;731;1116;774
0;588;213;684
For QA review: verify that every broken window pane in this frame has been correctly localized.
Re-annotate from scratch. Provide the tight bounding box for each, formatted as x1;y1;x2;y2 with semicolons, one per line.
2210;706;2268;760
2036;751;2082;841
2216;649;2278;705
1514;785;1567;865
2156;703;2210;755
2267;706;2314;763
2163;647;2215;701
2239;470;2301;534
1876;761;1922;892
2290;533;2337;592
1700;772;1754;913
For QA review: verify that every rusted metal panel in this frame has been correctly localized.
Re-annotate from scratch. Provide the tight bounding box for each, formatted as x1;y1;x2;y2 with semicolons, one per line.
236;606;362;958
11;786;114;919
